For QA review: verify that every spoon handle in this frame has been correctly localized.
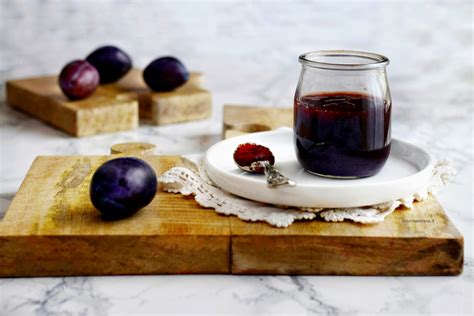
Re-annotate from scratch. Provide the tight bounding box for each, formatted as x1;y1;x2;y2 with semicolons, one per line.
261;161;296;188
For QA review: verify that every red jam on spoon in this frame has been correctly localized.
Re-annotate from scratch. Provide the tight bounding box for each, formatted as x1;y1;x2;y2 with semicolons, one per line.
233;143;296;188
233;143;275;174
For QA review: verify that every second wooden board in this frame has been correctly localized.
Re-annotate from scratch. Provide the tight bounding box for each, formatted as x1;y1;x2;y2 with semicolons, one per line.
6;69;212;137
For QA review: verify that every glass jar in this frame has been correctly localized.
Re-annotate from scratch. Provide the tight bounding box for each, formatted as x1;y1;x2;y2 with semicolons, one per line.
294;50;392;178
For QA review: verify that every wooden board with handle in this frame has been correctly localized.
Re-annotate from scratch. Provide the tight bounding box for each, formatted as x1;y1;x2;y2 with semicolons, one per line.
0;156;463;276
6;69;212;137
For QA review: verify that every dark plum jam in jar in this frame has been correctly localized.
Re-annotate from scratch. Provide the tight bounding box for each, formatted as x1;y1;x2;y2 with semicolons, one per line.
294;92;391;178
294;51;392;178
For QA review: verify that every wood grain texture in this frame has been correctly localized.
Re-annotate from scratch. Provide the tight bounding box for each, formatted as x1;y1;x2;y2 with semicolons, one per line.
230;197;463;275
106;69;212;125
0;156;230;276
0;155;463;276
6;76;139;137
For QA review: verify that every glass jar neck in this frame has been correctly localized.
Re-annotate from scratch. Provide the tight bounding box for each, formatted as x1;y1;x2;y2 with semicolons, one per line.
299;50;389;71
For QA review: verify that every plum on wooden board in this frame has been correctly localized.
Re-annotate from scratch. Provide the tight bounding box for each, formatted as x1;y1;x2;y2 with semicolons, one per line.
86;45;132;84
143;56;189;92
90;157;157;219
58;60;99;100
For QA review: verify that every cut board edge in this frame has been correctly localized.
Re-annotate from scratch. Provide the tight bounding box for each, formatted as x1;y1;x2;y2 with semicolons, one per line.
0;234;463;276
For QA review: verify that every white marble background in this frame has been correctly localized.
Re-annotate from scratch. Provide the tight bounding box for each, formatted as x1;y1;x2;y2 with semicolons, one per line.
0;0;472;315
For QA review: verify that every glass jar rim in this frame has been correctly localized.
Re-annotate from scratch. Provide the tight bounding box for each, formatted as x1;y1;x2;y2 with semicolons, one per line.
299;50;389;70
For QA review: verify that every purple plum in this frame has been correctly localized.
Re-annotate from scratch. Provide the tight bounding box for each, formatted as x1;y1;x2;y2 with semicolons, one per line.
90;157;157;219
143;56;189;92
59;60;99;100
86;45;132;83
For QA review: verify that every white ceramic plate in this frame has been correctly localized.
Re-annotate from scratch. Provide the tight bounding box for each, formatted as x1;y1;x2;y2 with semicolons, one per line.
205;128;433;208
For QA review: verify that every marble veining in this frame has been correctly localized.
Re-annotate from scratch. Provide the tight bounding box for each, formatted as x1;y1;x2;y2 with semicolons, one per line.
0;0;472;315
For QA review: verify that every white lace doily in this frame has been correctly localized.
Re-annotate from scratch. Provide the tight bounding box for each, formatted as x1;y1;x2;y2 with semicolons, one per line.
158;154;455;228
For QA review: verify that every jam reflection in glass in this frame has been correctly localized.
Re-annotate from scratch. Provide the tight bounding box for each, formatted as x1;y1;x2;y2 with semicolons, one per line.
294;92;391;178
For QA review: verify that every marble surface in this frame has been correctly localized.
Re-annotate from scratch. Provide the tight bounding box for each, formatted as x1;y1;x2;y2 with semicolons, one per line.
0;1;472;315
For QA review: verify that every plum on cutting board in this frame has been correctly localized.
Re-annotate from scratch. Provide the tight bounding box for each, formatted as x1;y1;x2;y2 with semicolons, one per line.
58;60;99;100
86;45;132;84
143;56;189;92
90;157;157;219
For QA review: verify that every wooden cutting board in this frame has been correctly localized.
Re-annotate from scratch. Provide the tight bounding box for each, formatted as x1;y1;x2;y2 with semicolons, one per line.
0;107;463;277
6;69;212;137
